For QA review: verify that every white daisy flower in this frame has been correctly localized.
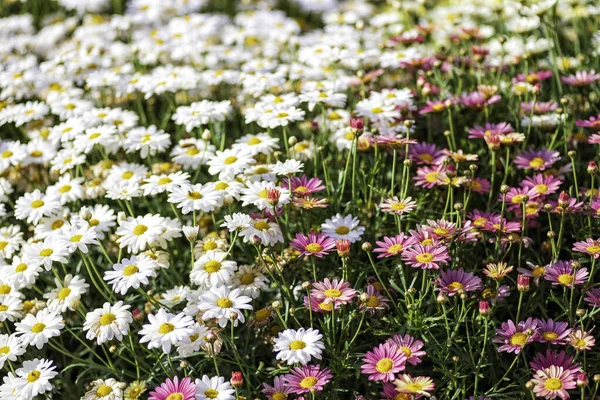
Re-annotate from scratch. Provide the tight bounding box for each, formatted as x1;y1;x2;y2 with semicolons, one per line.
231;133;279;156
194;375;236;400
104;255;158;295
257;106;306;129
9;358;58;399
273;328;325;365
232;264;269;299
4;256;41;290
191;250;237;287
176;322;209;358
0;334;25;369
115;214;164;253
141;172;190;196
139;309;194;353
59;222;99;254
83;301;133;345
15;308;64;349
321;213;365;243
168;183;223;214
198;286;253;328
44;274;89;313
125;125;171;159
14;189;61;224
82;378;126;400
207;149;256;181
0;295;23;322
221;213;252;232
239;218;284;246
240;181;291;210
23;237;69;271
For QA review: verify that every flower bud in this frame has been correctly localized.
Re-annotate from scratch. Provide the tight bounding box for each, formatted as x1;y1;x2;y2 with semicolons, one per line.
576;308;585;317
479;300;491;316
500;184;510;194
403;159;413;167
558;191;569;207
302;281;311;290
437;292;448;304
588;161;598;175
525;381;535;390
81;209;92;221
118;211;128;221
202;129;212;141
310;121;319;133
288;136;298;146
336;239;351;258
577;373;588;387
229;312;239;320
517;275;530;292
350;117;364;132
593;374;600;383
359;293;370;303
272;301;281;309
361;242;372;252
266;188;281;207
231;372;243;388
132;309;144;321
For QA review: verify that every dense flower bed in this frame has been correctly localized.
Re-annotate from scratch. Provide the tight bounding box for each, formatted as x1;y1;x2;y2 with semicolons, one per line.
1;0;600;399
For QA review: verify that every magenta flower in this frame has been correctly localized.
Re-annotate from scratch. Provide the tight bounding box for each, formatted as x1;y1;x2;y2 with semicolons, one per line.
262;376;293;400
536;319;572;345
386;334;427;366
281;175;325;196
584;288;600;307
572;238;600;259
494;318;539;354
413;165;446;188
521;174;562;197
402;244;450;270
532;366;577;399
303;295;340;314
409;142;446;165
379;197;417;216
310;278;357;306
561;70;600;86
468;122;514;139
589;133;600;144
458;91;501;109
544;260;588;288
520;100;557;115
373;234;418;258
434;268;482;296
503;186;539;211
419;100;450;114
514;70;553;84
514;147;560;170
361;342;407;382
530;350;581;377
359;284;389;315
290;233;336;258
576;114;600;131
283;364;332;394
148;377;196;400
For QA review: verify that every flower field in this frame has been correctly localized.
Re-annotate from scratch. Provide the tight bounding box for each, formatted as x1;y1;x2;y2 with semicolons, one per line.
2;0;600;398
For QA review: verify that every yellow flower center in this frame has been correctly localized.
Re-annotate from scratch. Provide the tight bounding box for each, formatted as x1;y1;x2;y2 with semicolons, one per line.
390;202;406;211
532;266;545;277
123;265;139;276
166;393;183;400
203;241;218;251
258;189;268;199
0;346;9;354
204;260;222;273
248;137;262;145
535;183;548;194
89;219;100;226
401;346;412;357
30;150;43;157
59;185;72;193
509;332;528;346
96;385;113;397
543;331;559;341
89;132;101;140
158;177;172;185
217;298;233;308
39;248;53;257
0;285;10;295
375;358;394;373
70;234;82;242
574;338;587;347
335;226;350;235
433;228;449;236
31;323;46;333
305;243;323;253
27;370;41;383
289;340;306;350
240;273;255;285
0;305;7;312
366;296;380;307
324;288;342;298
254;221;270;230
419;153;434;162
215;182;229;190
122;171;134;180
224;156;238;165
57;287;71;300
272;393;287;400
405;382;424;392
187;191;203;200
158;323;175;334
529;157;545;169
186;148;200;156
371;107;383;114
255;308;271;321
100;313;116;326
133;224;148;235
448;282;464;291
511;194;527;204
425;172;440;183
415;252;434;263
586;245;600;254
31;199;44;208
557;274;574;285
387;244;404;254
431;103;446;112
204;389;219;398
299;377;318;389
1;150;13;158
15;263;27;272
276;112;289;119
544;377;562;391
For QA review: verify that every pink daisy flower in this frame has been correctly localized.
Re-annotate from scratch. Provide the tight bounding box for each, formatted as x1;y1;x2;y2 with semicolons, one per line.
584;288;600;307
419;99;449;114
386;334;426;366
576;114;600;131
521;174;562;197
424;219;457;241
394;375;436;398
379;197;417;215
532;366;576;399
361;342;407;382
283;364;332;394
262;376;293;400
520;100;557;114
536;319;572;345
458;91;501;109
373;234;418;258
290;233;336;258
572;238;600;259
413;165;445;188
303;295;339;314
434;268;482;296
469;177;491;194
561;70;600;86
494;318;539;354
530;350;581;377
548;192;584;215
503;187;539;211
569;329;595;351
544;260;588;288
402;244;450;270
514;70;553;84
468;122;514;139
590;133;600;144
380;382;416;400
408;142;445;165
311;278;357;306
514;147;560;171
467;210;498;229
281;175;325;196
148;377;196;400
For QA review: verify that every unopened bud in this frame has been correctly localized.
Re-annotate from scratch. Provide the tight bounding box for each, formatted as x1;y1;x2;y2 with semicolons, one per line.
202;129;212;141
180;360;189;369
525;381;535;390
577;373;588;387
302;281;311;290
500;185;510;194
576;308;585;317
594;374;600;383
229;312;239;320
336;239;351;258
231;372;243;388
588;161;598;175
361;242;372;252
288;136;298;146
132;309;144;321
350;117;364;131
437;292;448;304
272;301;281;309
517;275;530;292
479;300;491;316
403;159;413;167
81;209;92;221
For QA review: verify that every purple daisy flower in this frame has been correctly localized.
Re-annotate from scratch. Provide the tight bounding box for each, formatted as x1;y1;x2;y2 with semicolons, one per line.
386;334;427;366
283;364;332;394
468;122;514;139
561;70;600;86
584;288;600;307
530;349;581;377
434;268;483;296
494;318;539;354
402;244;450;270
360;342;407;382
514;147;560;171
290;233;336;258
148;377;196;400
544;260;588;288
536;319;572;345
458;91;501;109
576;114;600;131
281;175;325;196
